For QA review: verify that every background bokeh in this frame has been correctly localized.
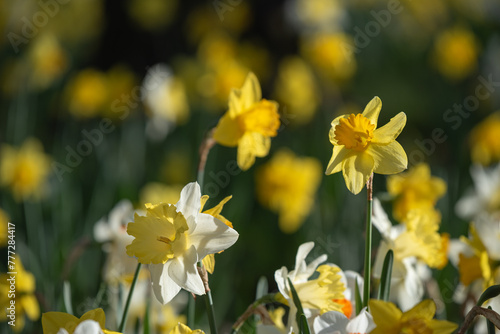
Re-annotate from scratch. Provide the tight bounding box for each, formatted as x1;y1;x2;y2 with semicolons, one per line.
1;0;500;332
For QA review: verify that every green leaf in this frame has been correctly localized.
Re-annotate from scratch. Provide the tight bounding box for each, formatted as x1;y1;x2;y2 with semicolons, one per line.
287;278;311;334
477;285;500;306
143;300;150;334
299;314;311;334
377;250;394;301
355;279;363;315
487;306;495;334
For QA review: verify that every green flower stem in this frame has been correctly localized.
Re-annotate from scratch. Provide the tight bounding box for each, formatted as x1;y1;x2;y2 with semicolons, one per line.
363;174;374;308
204;288;218;334
118;262;142;332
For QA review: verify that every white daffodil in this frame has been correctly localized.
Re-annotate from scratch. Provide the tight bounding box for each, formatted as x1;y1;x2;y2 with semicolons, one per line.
274;242;347;333
313;307;376;334
455;163;500;220
126;182;239;304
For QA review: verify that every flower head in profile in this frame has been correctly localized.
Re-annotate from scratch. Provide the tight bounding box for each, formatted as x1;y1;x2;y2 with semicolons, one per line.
387;163;447;222
255;149;322;233
326;96;407;195
0;256;39;331
126;182;239;304
213;72;280;171
42;308;120;334
0;138;51;201
369;299;457;334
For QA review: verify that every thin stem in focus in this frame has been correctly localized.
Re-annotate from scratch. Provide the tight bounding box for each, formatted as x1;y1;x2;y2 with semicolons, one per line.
118;262;142;332
363;173;374;308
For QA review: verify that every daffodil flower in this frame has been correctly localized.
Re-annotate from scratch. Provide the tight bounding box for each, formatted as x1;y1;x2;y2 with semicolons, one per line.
126;182;239;304
369;299;457;334
313;307;376;334
213;72;280;171
326;96;407;195
42;308;120;334
169;323;205;334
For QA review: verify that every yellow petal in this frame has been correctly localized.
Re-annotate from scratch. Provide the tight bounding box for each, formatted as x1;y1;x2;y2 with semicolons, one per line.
342;152;374;195
368;142;408;175
361;96;382;127
202;254;215;274
213;112;243;147
401;300;435;322
325;146;348;175
372;112;407;144
200;195;209;212
427;319;458;334
80;308;106;328
239;72;262;112
20;295;40;320
42;312;80;334
329;114;348;145
368;300;402;333
237;132;270;171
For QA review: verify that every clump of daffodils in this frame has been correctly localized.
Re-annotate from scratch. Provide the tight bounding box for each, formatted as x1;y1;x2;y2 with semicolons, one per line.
213;72;280;171
126;182;238;304
326;96;407;195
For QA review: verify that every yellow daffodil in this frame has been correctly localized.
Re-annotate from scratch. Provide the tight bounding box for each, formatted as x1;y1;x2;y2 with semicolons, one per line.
169;323;204;334
326;96;408;195
255;149;322;233
42;308;120;334
0;256;40;331
28;33;68;90
0;208;8;247
369;299;457;334
0;138;51;201
469;112;500;166
432;26;479;81
66;68;109;118
387;163;447;222
153;303;188;334
200;194;233;273
126;182;238;304
213;72;280;171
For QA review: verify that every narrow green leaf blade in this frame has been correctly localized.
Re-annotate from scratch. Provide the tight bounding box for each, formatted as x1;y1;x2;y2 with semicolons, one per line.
477;285;500;306
378;250;394;301
355;279;363;315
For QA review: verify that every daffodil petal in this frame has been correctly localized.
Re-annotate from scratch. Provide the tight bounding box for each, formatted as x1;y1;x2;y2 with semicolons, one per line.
189;213;239;259
329;114;348;145
176;182;201;222
42;312;80;334
342;153;374;195
168;246;205;296
368;300;402;332
240;72;262;111
325;146;348;175
427;319;458;334
149;262;182;305
80;308;106;328
368;142;408;175
21;294;40;320
372;112;406;144
313;311;349;334
346;307;376;334
361;96;382;127
213;112;242;147
73;320;103;334
237;132;270;171
401;299;435;323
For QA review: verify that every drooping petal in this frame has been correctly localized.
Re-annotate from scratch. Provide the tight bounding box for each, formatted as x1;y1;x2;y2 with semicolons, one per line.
237;132;270;171
329;114;348;145
368;142;408;175
325;146;348;175
168;246;205;296
213;112;242;147
372;112;407;144
342;152;374;195
346;307;376;334
176;182;202;221
188;213;239;260
149;262;182;305
361;96;382;127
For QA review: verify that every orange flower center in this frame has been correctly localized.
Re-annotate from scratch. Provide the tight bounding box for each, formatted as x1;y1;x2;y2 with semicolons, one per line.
334;114;375;151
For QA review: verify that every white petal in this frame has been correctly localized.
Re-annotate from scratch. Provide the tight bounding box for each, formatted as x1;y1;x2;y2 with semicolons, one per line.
93;219;113;243
447;239;473;267
149;262;182;305
188;213;239;259
168;246;205;296
455;191;482;219
57;329;70;334
291;242;327;283
372;198;392;239
176;182;201;220
274;267;290;299
73;320;104;334
313;310;349;334
346;307;376;334
474;214;500;260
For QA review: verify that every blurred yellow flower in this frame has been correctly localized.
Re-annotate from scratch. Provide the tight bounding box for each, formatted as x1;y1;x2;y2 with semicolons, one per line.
42;308;120;334
301;32;356;82
28;33;68;90
256;149;322;233
169;323;204;334
153;303;188;334
387;163;447;222
0;208;8;247
432;26;479;81
66;68;109;118
127;0;178;32
326;96;407;195
0;256;40;331
273;56;320;125
213;72;280;171
139;183;183;207
369;299;457;334
200;194;233;273
0;138;51;201
469;112;500;166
